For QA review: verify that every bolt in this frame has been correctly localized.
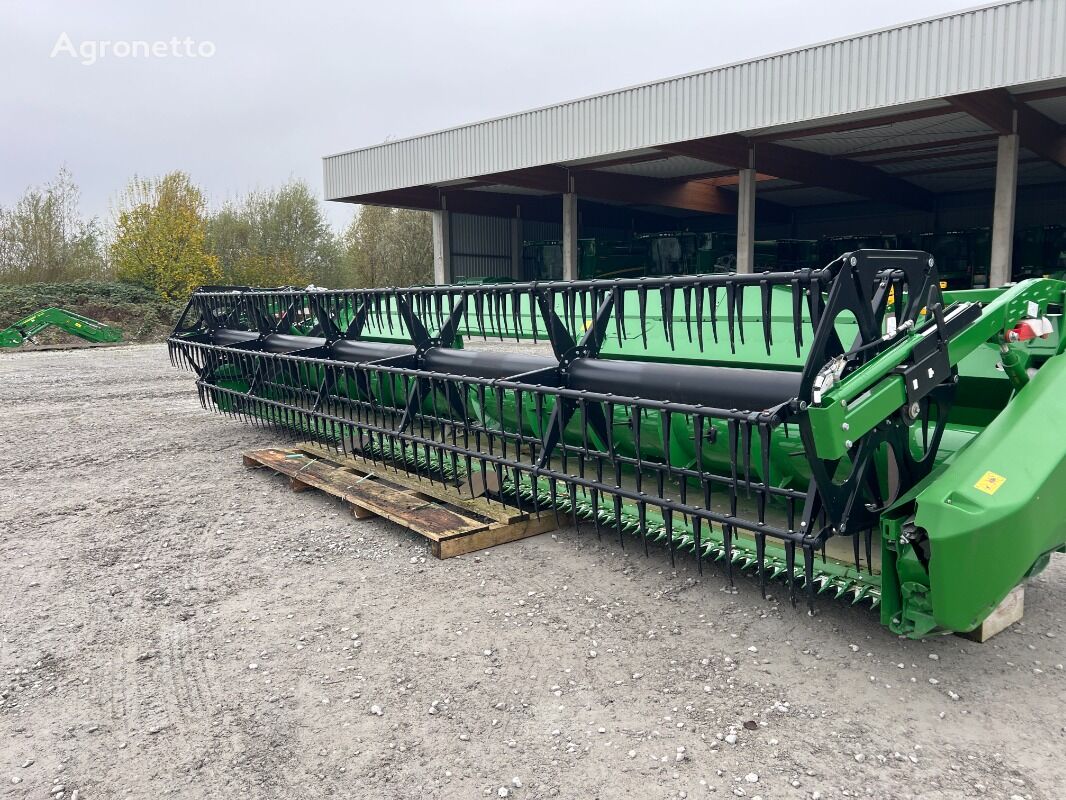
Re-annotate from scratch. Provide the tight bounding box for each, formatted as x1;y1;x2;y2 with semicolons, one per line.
841;423;850;431
908;402;920;418
845;439;853;448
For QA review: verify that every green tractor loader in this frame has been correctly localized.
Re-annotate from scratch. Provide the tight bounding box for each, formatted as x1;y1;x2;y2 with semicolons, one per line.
1;308;123;348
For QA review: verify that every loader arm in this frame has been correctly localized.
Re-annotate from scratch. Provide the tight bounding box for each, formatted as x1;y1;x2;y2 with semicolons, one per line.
0;308;123;348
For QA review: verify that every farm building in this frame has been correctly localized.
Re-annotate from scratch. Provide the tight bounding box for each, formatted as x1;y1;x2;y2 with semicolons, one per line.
323;0;1066;287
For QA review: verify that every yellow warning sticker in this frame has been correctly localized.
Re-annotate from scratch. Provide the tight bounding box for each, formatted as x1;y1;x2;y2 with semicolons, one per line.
974;471;1006;495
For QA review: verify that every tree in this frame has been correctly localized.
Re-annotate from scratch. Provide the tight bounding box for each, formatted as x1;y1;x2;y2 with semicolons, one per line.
207;180;340;287
340;206;432;288
110;172;220;300
0;167;106;284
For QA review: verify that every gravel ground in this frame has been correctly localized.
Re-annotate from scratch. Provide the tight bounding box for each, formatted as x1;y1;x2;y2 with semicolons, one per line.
1;343;1064;800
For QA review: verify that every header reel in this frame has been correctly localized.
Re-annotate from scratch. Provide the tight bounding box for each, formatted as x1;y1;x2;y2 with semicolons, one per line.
169;250;1066;637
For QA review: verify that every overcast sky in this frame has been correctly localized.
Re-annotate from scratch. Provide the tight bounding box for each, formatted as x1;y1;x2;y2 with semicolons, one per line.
2;0;983;229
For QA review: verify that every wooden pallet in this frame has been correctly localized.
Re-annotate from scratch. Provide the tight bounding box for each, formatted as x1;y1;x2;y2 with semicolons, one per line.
961;585;1025;643
241;446;557;558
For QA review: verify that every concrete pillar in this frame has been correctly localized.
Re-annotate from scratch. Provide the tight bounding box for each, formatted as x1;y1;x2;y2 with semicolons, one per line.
736;167;757;274
431;209;452;285
562;191;579;281
511;209;523;279
990;133;1020;287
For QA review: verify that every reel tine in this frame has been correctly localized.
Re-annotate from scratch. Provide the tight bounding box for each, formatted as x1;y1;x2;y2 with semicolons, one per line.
638;500;649;557
555;397;569;474
804;545;816;615
807;281;823;331
726;282;736;354
510;288;522;342
755;532;767;599
579;397;590;478
677;466;689;559
492;289;502;339
695;284;705;351
723;524;734;587
727;418;739;500
665;507;675;568
758;422;771;524
579;290;588;342
496;388;507;460
760;278;773;356
632;407;643;474
662;410;673;479
709;285;719;344
660;283;674;349
694;413;708;576
742;418;752;495
591;480;602;541
682;285;693;344
693;514;703;575
791;277;804;357
474;291;486;341
605;401;616;454
637;285;648;349
735;282;745;345
785;540;797;607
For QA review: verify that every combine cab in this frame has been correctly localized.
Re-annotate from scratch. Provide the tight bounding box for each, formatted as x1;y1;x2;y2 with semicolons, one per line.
169;250;1066;638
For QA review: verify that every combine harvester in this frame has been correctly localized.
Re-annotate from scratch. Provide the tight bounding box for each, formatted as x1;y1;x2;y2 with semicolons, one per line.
168;250;1066;639
1;308;123;348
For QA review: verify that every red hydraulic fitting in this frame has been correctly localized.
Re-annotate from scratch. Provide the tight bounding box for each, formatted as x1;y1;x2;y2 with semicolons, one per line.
1005;317;1053;342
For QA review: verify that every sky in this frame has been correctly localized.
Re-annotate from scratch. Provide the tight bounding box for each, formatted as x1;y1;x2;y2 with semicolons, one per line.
1;0;985;230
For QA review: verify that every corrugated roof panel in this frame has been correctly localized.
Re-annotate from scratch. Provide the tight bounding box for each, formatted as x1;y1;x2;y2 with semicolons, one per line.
323;0;1066;200
782;112;987;156
1028;95;1066;123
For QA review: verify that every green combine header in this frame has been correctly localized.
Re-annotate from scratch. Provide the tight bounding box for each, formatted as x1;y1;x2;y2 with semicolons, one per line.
1;307;123;348
168;250;1066;638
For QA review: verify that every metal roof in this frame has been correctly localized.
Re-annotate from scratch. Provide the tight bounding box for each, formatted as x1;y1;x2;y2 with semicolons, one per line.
323;0;1066;202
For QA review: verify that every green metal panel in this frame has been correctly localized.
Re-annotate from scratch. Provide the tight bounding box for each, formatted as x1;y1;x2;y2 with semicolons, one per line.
911;351;1066;632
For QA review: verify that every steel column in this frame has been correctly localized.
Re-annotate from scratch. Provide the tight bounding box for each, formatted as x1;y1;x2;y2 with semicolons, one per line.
432;209;452;285
990;132;1019;288
736;166;756;274
562;191;579;281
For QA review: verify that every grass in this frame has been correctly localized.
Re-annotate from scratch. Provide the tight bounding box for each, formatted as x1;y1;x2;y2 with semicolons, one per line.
0;281;184;344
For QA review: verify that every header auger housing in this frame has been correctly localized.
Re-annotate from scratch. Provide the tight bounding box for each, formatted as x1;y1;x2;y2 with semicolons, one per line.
169;251;1066;638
